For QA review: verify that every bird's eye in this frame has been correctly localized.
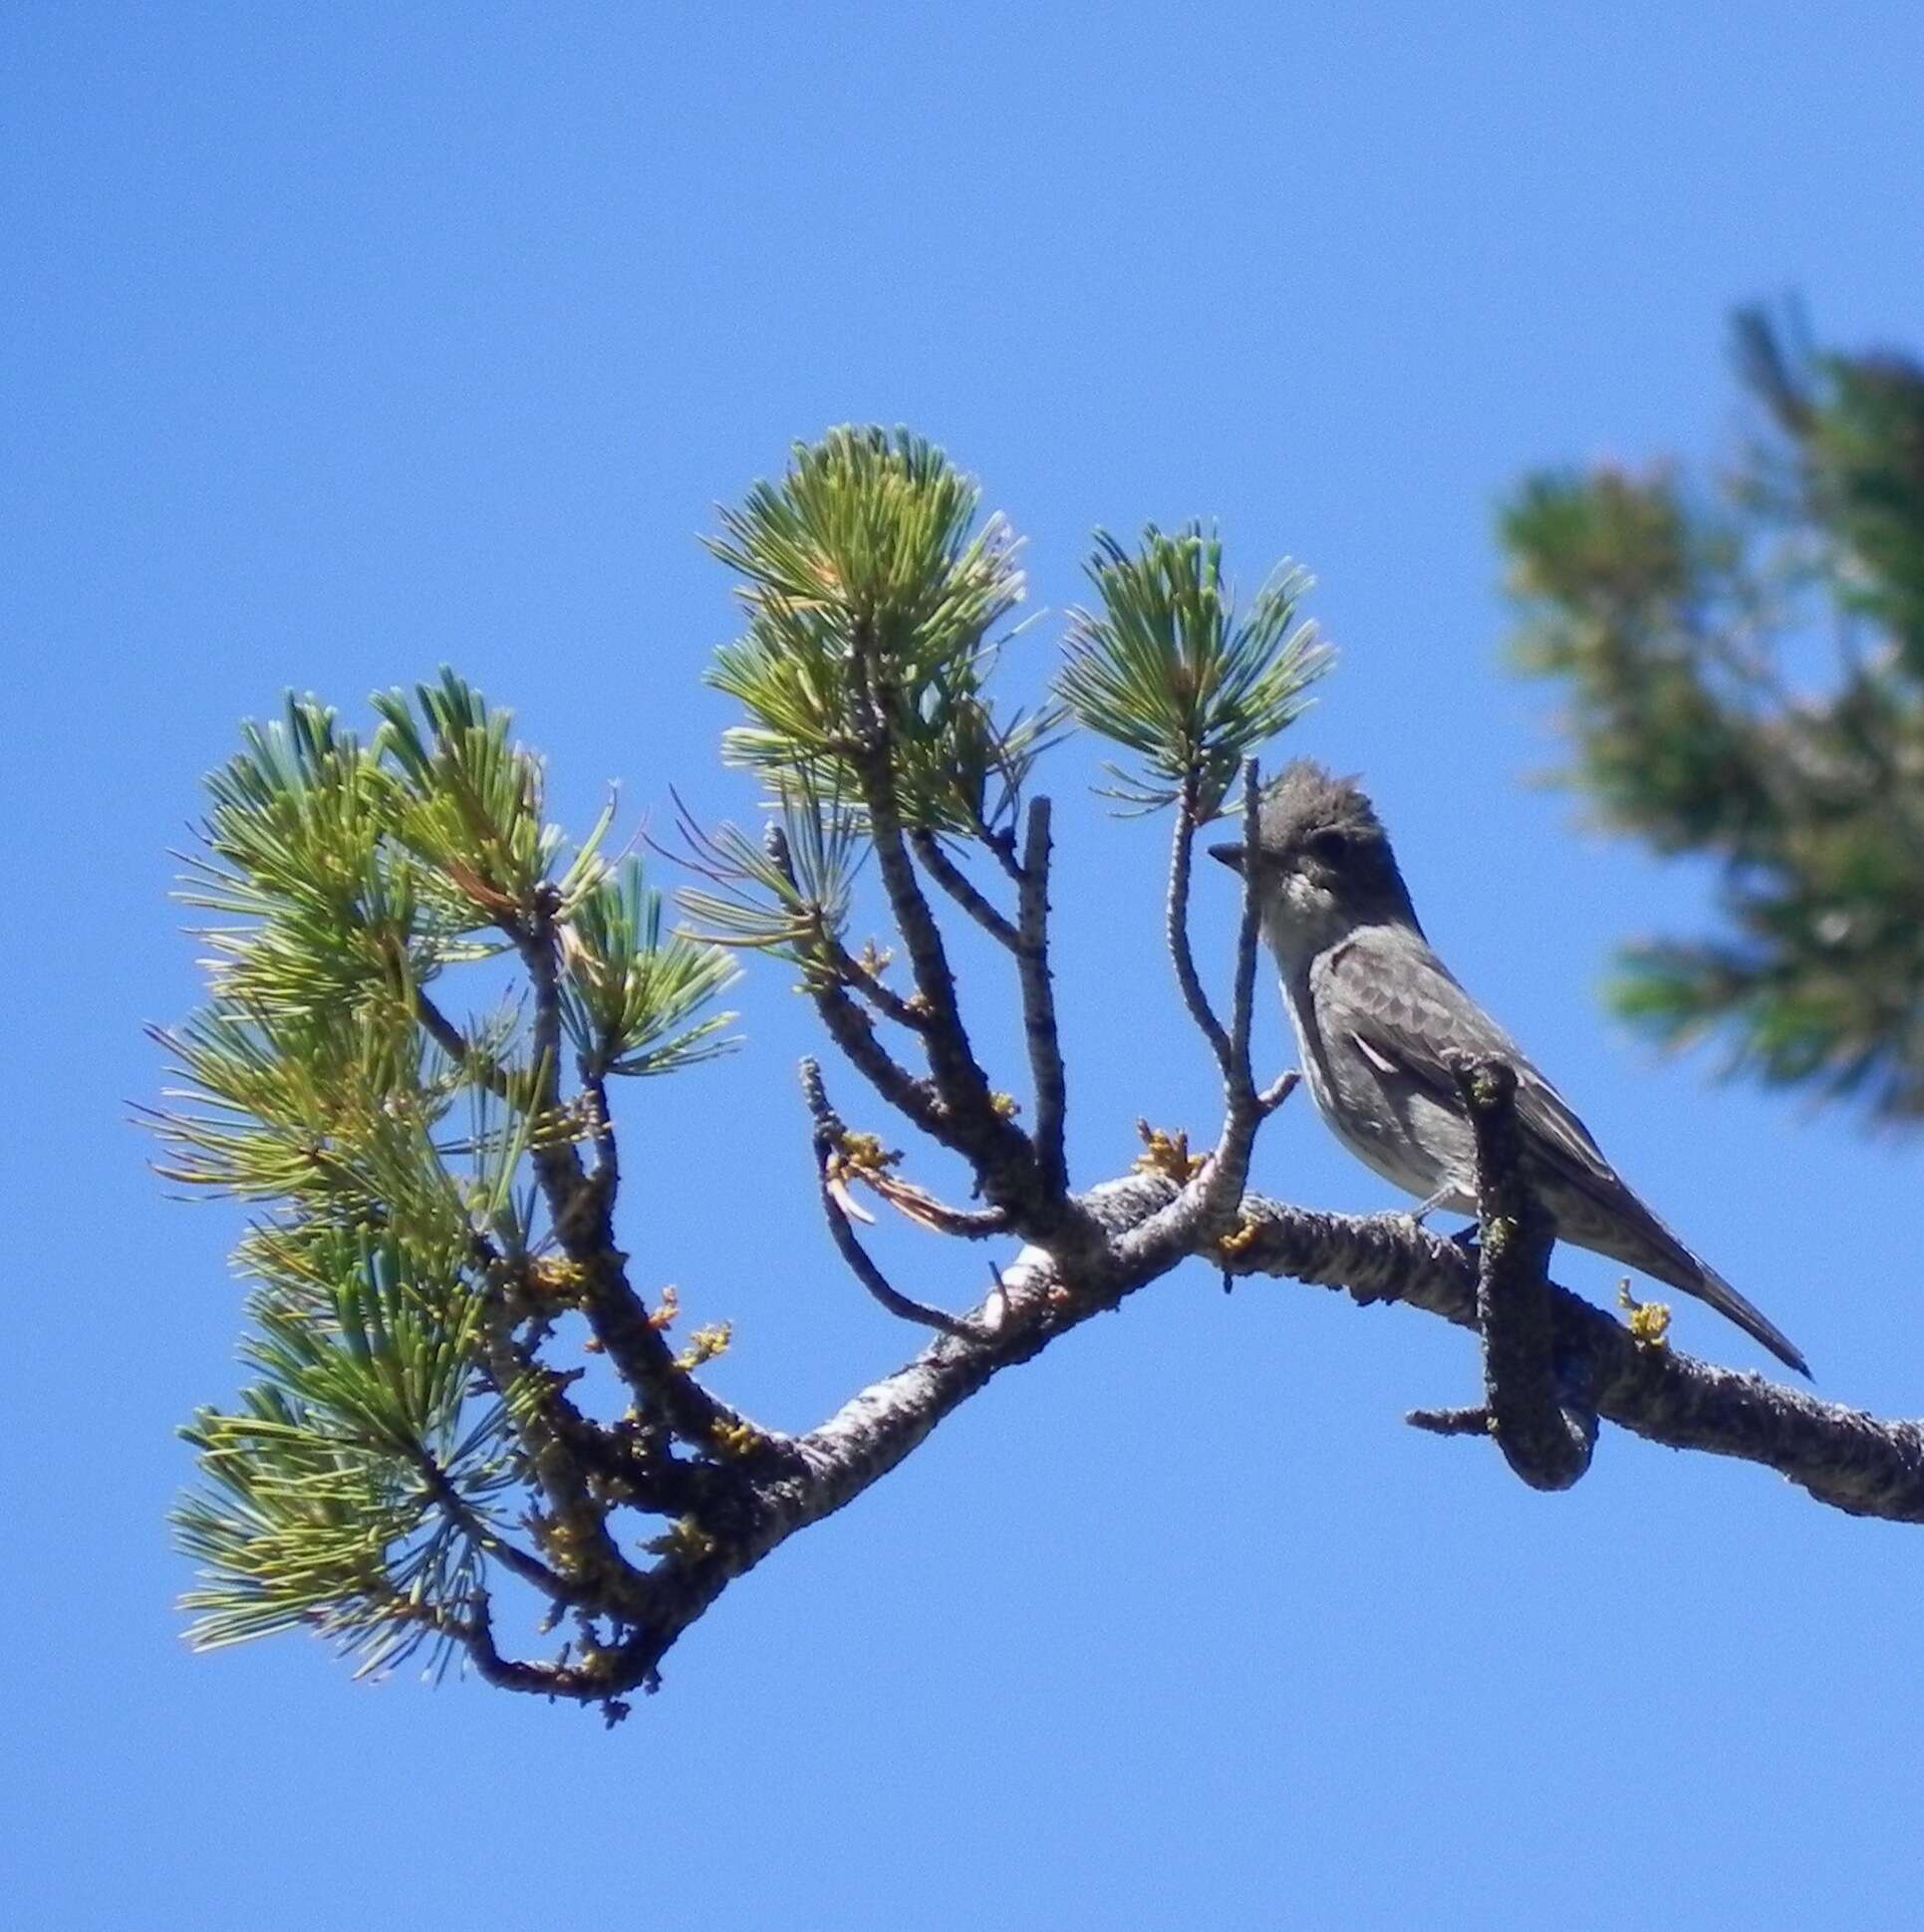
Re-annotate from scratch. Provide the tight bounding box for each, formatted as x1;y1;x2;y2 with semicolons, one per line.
1303;829;1349;865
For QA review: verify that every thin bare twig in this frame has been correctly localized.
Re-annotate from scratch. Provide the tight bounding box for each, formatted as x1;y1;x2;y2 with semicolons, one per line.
1167;772;1233;1073
845;621;1035;1198
1122;763;1274;1268
1225;761;1263;1111
414;986;511;1099
1017;798;1068;1200
1259;1069;1302;1115
910;829;1021;951
1406;1405;1494;1438
801;1059;978;1338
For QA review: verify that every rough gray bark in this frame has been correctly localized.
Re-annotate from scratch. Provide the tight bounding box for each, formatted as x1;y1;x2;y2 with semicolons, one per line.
1455;1057;1598;1492
1218;1192;1924;1519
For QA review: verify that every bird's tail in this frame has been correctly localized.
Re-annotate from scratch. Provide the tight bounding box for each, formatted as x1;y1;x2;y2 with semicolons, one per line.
1673;1256;1810;1380
1586;1181;1811;1377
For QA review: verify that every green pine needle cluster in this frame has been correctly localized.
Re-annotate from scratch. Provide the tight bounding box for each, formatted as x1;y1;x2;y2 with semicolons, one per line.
176;1232;513;1678
157;675;737;1676
675;782;866;975
706;425;1057;836
374;669;611;921
1057;525;1331;817
560;859;739;1078
1502;305;1924;1124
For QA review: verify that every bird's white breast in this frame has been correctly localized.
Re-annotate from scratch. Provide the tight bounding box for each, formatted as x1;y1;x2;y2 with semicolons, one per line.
1276;960;1471;1207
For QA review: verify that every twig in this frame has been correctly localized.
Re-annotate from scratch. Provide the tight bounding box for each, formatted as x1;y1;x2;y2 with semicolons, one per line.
846;620;1030;1187
1406;1405;1493;1438
1259;1069;1301;1115
582;1071;619;1197
753;820;953;1146
1167;772;1233;1073
910;829;1021;951
801;1059;978;1338
1017;798;1068;1200
966;803;1028;886
810;979;952;1140
516;887;567;1114
824;938;932;1032
454;1592;633;1705
414;987;512;1099
570;1247;768;1455
1226;760;1263;1112
1455;1057;1597;1493
409;1447;578;1602
1121;764;1273;1268
1181;761;1270;1215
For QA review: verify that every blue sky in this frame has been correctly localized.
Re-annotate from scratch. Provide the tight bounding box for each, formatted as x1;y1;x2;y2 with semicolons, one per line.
8;4;1924;1927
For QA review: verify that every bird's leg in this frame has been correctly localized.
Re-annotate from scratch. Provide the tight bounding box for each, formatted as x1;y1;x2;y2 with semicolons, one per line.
1405;1186;1455;1225
1404;1188;1481;1253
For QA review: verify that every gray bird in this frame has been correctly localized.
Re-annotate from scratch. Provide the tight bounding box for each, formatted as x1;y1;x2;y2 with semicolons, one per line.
1210;760;1809;1377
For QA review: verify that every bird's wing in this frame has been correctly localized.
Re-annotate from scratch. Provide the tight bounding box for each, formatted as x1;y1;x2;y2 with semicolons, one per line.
1323;928;1813;1379
1321;928;1622;1203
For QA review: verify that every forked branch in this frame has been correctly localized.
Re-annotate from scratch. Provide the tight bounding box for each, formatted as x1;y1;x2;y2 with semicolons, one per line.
802;1057;979;1338
1453;1056;1597;1492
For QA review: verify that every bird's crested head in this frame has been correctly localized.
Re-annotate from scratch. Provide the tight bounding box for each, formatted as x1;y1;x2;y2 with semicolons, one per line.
1209;759;1419;955
1250;760;1386;858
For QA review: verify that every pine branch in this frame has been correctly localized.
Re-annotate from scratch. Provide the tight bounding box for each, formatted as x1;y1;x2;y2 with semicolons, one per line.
1166;773;1233;1073
1017;799;1068;1201
457;1168;1924;1712
846;617;1036;1200
508;894;765;1456
1454;1057;1597;1491
802;1060;979;1337
909;828;1021;952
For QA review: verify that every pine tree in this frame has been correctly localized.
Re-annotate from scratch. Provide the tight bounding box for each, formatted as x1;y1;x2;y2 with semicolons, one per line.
1501;308;1924;1125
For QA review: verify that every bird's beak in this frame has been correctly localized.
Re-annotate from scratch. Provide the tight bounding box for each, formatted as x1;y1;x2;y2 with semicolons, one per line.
1207;841;1245;873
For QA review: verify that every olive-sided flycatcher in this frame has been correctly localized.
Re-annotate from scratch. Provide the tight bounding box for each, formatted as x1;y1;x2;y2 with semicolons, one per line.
1210;760;1807;1376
